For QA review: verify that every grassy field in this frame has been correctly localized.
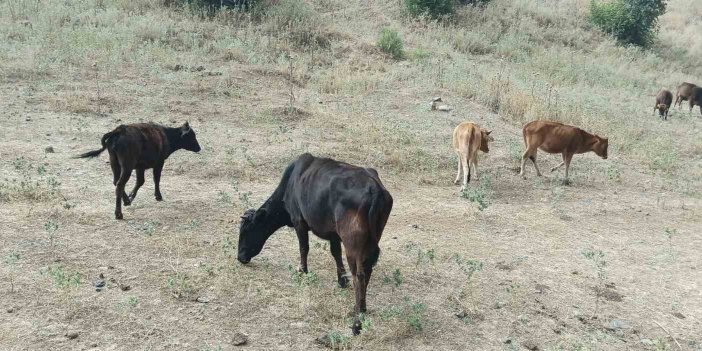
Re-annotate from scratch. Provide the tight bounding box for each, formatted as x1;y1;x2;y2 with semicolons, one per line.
1;0;701;350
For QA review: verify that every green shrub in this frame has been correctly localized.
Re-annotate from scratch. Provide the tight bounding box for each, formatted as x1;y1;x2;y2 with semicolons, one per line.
377;28;404;60
589;0;667;47
404;0;455;18
168;0;259;15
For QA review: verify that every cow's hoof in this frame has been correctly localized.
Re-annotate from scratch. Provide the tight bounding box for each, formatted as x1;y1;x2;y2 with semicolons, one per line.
123;199;131;206
155;194;163;201
115;213;123;220
337;275;349;288
296;266;308;274
351;321;362;336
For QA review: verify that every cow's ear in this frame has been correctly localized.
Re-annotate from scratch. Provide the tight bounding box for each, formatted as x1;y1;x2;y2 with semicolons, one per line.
486;130;492;135
181;123;192;136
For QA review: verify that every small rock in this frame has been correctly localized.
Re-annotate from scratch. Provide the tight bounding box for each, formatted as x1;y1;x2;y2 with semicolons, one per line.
410;224;419;229
90;343;98;348
65;332;79;340
25;118;31;122
672;312;685;319
7;307;15;313
605;319;630;331
231;332;248;346
571;270;579;275
119;284;131;291
196;296;210;303
93;279;106;291
194;66;205;72
493;301;506;309
44;146;55;153
535;284;550;294
173;64;183;71
640;338;654;346
99;273;104;279
522;340;539;350
503;338;512;344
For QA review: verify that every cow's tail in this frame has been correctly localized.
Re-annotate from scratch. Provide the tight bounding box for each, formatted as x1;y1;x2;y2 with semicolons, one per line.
364;190;392;270
75;129;120;159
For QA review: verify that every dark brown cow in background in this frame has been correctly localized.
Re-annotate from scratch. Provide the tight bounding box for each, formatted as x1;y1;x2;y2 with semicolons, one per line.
76;122;201;219
237;153;393;335
654;89;673;120
674;82;697;109
689;86;702;116
520;120;608;184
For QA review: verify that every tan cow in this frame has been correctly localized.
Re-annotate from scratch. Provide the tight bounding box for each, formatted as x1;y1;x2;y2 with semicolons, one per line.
452;122;493;189
519;120;608;184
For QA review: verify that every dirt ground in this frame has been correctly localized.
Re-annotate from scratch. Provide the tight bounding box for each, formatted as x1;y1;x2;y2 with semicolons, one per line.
1;57;701;351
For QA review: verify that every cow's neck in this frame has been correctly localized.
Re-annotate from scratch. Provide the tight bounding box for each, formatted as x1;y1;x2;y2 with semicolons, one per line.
163;126;183;156
259;196;292;235
579;131;598;153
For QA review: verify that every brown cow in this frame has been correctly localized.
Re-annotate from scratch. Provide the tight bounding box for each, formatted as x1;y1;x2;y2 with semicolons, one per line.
654;89;673;120
452;122;493;189
689;86;702;115
76;122;201;219
674;82;697;109
519;120;608;184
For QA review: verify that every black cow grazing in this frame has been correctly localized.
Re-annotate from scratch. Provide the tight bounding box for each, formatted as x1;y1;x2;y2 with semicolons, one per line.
237;153;393;335
76;122;201;219
654;89;673;120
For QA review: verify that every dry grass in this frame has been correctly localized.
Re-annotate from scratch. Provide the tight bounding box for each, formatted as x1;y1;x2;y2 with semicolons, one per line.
1;0;701;350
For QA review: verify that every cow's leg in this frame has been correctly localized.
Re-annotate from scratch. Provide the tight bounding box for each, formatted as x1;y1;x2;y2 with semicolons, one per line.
153;162;164;201
347;254;366;335
115;166;133;220
294;223;310;273
453;153;462;185
128;169;145;203
563;153;574;185
470;152;479;181
529;152;542;176
330;238;349;288
462;156;471;188
109;153;120;186
551;153;566;172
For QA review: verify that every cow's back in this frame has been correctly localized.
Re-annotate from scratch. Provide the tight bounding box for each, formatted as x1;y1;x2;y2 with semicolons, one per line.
108;123;169;167
284;154;388;231
678;82;697;97
452;122;481;155
657;89;673;104
523;120;582;153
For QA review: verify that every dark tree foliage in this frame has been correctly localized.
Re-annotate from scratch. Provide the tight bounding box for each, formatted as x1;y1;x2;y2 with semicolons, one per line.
590;0;667;47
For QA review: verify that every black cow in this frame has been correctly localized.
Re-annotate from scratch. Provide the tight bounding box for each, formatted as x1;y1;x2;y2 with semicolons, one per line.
76;122;201;219
237;153;393;335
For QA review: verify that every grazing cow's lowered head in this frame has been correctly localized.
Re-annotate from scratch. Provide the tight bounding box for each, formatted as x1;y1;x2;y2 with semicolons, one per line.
179;122;202;153
593;135;608;159
479;129;494;152
237;206;290;264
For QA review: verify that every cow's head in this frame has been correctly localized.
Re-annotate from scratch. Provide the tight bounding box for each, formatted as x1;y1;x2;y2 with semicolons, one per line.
479;129;494;152
656;103;667;115
180;122;202;153
237;208;273;264
594;136;608;159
